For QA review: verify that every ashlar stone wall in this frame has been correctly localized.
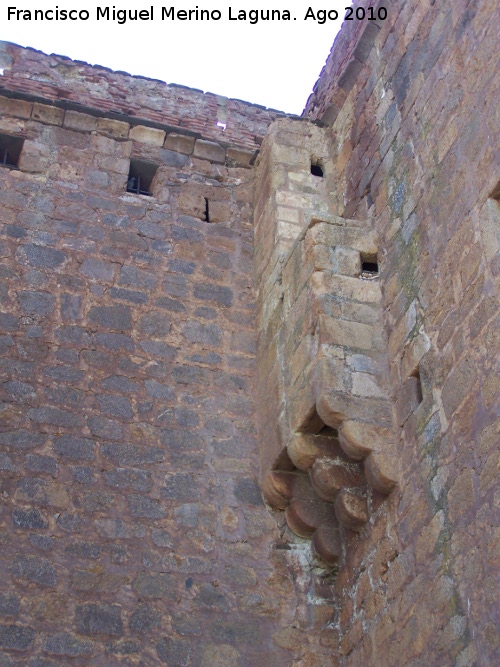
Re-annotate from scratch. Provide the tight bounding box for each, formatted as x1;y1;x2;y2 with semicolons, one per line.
303;0;499;663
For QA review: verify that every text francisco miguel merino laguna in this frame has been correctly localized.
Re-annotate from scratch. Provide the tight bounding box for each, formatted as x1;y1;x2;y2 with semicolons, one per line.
7;6;346;24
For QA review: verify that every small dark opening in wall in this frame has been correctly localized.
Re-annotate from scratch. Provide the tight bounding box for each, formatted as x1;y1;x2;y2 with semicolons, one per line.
490;180;500;202
362;261;379;273
204;198;210;223
311;161;324;177
126;159;158;196
317;424;338;438
411;367;423;405
360;253;379;277
0;134;24;169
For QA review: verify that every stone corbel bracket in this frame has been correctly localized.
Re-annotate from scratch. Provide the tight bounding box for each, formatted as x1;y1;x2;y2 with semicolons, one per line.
260;215;400;566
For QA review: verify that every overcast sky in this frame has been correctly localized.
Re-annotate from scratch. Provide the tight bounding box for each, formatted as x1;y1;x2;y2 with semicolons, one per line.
2;1;350;114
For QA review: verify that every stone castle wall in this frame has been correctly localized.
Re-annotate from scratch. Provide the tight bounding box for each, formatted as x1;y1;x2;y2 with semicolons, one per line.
0;0;499;664
299;0;498;663
0;44;325;666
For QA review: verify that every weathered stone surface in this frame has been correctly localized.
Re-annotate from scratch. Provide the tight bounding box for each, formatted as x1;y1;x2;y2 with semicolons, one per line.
12;508;48;530
88;304;132;331
44;632;94;656
12;554;57;587
0;595;20;618
132;573;176;599
129;605;161;634
193;139;225;163
193;283;233;307
53;435;95;461
21;244;66;269
130;124;165;145
0;625;35;651
128;494;166;519
164;132;195;154
18;291;55;315
75;603;123;637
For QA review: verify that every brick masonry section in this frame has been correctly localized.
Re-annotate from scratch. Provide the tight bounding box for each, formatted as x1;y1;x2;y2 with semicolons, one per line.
0;41;286;152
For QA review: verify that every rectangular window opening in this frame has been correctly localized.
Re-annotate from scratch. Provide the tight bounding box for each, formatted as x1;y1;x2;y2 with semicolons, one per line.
126;159;158;196
311;159;324;177
410;367;423;405
360;252;379;278
0;134;24;169
204;198;210;223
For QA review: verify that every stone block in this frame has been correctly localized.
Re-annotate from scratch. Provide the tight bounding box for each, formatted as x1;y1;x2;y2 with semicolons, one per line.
129;125;165;145
338;421;392;460
97;394;133;420
63;111;97;133
227;146;255;167
129;606;161;634
128;495;166;519
0;594;20;617
97;117;129;139
12;554;57;587
53;435;96;462
109;287;148;304
88;304;132;331
441;356;479;420
335;246;362;276
396;375;423;426
0;97;32;119
352;372;385;398
208;200;231;223
193;139;225;163
105;468;152;492
17;141;51;173
234;478;264;506
364;450;399;494
160;148;189;167
95;332;134;351
95;155;129;174
132;573;176;599
157;637;190;665
75;603;123;637
119;264;157;288
12;508;49;530
174;503;199;527
0;624;35;651
31;103;64;126
311;272;382;304
164;132;195;154
0;452;17;472
183;320;222;346
44;632;95;656
194;283;233;307
318;315;384;352
0;430;45;451
27;406;82;428
177;190;206;219
18;291;56;316
25;454;58;476
139;340;176;359
80;257;115;281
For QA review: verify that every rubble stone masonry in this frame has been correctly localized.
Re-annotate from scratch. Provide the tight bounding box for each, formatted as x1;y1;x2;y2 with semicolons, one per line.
0;0;499;665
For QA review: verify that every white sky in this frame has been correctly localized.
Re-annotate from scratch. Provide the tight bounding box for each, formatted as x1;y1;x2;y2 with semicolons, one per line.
2;1;351;114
